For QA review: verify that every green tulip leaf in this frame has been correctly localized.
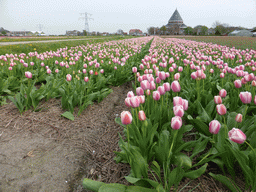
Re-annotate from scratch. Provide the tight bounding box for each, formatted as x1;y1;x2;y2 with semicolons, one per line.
61;111;74;121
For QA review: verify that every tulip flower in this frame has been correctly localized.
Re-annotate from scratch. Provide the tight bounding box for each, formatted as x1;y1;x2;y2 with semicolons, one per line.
239;91;252;104
153;91;160;101
141;80;150;90
146;89;151;96
121;111;132;125
66;74;72;81
136;87;144;96
84;77;89;82
139;95;145;104
157;86;165;95
228;128;246;144
130;96;140;108
25;71;32;79
216;104;227;115
149;81;156;90
171;116;182;130
173;105;184;117
125;97;131;107
171;81;181;92
138;110;146;121
235;113;243;123
254;95;256;105
214;96;222;104
219;89;227;98
234;80;242;88
47;69;51;74
173;96;183;106
163;82;171;92
209;120;221;134
127;91;135;98
132;67;137;73
182;99;188;111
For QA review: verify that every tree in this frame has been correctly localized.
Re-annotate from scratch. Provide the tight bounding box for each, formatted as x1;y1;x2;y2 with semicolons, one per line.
117;29;124;35
160;25;167;35
1;31;6;36
147;27;155;35
83;30;87;36
184;27;193;35
201;26;208;35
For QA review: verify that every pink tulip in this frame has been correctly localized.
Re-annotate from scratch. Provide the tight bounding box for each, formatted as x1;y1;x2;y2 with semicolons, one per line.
155;77;161;84
141;80;150;90
235;113;243;123
157;86;165;95
127;91;135;98
84;77;89;82
216;104;226;115
239;91;252;104
159;71;166;80
173;105;184;117
55;69;59;73
171;81;181;92
174;73;180;80
121;111;132;125
254;95;256;105
228;128;246;144
182;99;188;111
214;96;222;104
220;73;225;78
178;66;183;72
153;91;160;101
138;110;146;121
171;116;182;130
100;69;104;74
8;67;12;70
209;69;214;73
234;80;242;88
173;96;183;106
25;71;32;79
209;120;221;134
251;80;256;87
163;82;171;92
125;97;131;107
149;81;156;90
146;89;151;95
136;87;144;96
139;95;145;104
132;67;137;73
47;69;51;74
66;74;72;81
130;96;140;108
191;72;197;79
219;89;227;98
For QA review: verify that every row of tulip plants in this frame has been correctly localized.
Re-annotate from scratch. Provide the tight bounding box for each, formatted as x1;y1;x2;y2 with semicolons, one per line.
0;37;153;116
107;37;256;192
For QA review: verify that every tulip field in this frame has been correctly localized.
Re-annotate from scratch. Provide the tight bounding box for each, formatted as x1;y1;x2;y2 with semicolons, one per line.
1;36;256;191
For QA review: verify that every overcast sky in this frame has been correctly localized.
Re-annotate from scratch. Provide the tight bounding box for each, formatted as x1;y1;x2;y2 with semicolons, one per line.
0;0;255;35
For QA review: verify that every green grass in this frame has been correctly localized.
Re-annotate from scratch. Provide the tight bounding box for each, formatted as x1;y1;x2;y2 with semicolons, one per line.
0;36;134;55
169;36;256;50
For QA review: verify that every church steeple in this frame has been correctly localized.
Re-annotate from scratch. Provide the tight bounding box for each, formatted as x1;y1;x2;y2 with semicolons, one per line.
168;9;183;24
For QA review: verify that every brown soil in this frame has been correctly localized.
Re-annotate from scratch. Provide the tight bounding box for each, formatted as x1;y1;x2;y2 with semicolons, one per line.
0;81;244;192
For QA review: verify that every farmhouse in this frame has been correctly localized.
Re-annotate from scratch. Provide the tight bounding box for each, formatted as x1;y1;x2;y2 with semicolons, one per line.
166;9;187;35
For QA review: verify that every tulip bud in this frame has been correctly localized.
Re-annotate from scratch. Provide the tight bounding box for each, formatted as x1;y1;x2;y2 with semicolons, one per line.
228;128;246;144
239;91;252;104
182;99;188;111
173;105;184;117
254;95;256;105
138;110;146;121
136;87;144;96
132;67;137;73
163;82;171;92
173;96;183;106
130;96;140;108
121;111;132;125
141;80;150;90
171;80;181;92
171;116;182;130
235;113;243;123
84;77;89;82
157;86;165;95
127;91;135;98
214;96;222;104
66;74;72;81
125;97;131;107
153;91;160;101
209;120;221;134
234;80;242;88
219;89;227;98
216;104;227;115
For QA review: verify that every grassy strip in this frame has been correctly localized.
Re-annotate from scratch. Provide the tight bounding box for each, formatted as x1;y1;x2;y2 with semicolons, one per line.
0;36;134;55
0;35;103;42
168;36;256;50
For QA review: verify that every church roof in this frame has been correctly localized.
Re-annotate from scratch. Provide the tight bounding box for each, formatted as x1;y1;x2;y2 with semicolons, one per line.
168;9;183;23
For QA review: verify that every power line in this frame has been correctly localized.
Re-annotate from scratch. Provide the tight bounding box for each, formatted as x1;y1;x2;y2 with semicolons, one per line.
79;12;93;33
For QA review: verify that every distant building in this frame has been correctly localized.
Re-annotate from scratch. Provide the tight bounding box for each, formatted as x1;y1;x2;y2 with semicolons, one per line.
66;30;80;36
129;29;143;36
228;30;253;37
166;9;187;35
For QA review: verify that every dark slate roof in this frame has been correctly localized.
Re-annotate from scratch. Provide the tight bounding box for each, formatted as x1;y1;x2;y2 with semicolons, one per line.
168;9;183;23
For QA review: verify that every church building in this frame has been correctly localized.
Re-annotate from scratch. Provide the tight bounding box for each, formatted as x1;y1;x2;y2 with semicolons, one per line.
166;9;187;35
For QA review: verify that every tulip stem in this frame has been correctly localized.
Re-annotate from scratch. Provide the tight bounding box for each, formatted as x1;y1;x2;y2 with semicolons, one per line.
243;105;248;121
168;130;178;160
245;141;256;157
